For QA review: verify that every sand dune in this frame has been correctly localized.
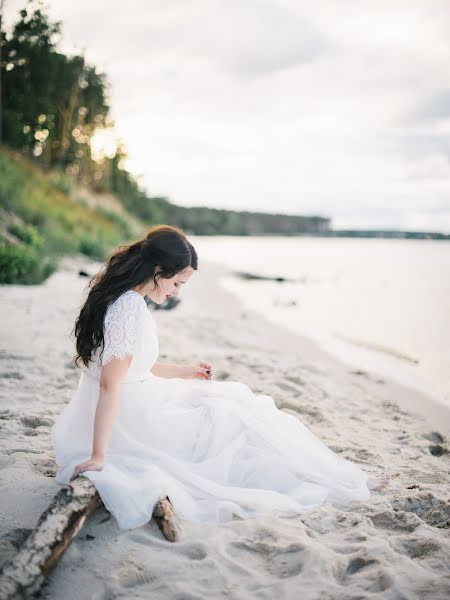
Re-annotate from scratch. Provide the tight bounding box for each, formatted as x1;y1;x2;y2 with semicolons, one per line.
0;256;449;599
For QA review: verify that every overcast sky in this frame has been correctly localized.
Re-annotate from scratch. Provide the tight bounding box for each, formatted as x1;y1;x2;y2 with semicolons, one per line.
5;0;450;231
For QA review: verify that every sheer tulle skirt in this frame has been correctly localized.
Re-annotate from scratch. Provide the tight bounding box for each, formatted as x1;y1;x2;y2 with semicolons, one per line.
52;373;370;529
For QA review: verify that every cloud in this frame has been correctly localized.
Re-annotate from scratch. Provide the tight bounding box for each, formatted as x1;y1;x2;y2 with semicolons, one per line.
4;0;450;231
203;1;329;78
417;89;450;120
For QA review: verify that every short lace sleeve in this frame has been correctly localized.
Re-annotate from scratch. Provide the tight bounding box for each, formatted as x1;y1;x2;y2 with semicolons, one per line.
100;292;144;367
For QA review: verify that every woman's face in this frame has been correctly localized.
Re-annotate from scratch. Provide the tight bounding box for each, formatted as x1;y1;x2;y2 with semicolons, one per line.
146;265;195;304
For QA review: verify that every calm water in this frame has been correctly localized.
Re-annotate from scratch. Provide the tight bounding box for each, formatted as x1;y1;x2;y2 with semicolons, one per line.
190;236;450;408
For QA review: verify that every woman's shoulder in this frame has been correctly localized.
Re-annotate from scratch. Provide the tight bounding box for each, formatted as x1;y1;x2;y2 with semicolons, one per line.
105;290;149;323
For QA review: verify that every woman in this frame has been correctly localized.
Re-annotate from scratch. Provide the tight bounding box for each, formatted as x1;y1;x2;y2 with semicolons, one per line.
52;224;389;530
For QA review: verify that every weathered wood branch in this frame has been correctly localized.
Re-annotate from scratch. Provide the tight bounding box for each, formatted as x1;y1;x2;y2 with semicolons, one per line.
0;477;101;599
152;496;182;543
0;477;181;599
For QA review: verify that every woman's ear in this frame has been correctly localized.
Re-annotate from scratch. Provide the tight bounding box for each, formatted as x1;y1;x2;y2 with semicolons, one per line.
153;266;163;286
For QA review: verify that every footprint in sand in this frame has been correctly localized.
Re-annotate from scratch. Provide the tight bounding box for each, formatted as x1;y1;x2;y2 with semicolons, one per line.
284;375;305;386
422;431;448;457
354;448;381;463
428;444;448;457
227;539;305;578
23;428;39;437
277;401;302;413
280;405;328;427
173;542;208;561
32;457;57;477
276;381;302;394
20;415;54;429
0;351;34;362
0;410;17;421
0;371;25;380
390;536;442;560
284;402;327;424
391;492;450;529
403;472;439;483
116;558;158;588
127;530;209;564
5;447;42;455
346;556;378;574
338;555;394;593
370;509;423;532
423;431;445;444
381;400;401;413
327;445;345;454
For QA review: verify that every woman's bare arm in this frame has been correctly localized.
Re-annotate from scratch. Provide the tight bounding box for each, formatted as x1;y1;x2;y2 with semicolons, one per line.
150;362;183;378
151;361;212;380
70;355;131;480
92;356;132;457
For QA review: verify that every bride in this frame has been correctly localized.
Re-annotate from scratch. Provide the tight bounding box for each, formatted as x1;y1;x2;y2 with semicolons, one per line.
52;224;389;530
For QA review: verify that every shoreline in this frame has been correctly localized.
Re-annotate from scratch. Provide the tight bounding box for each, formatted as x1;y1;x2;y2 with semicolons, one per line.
189;235;450;414
216;271;450;423
203;261;450;436
0;254;449;599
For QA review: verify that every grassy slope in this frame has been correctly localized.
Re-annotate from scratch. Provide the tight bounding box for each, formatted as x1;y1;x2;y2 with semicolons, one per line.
0;147;145;283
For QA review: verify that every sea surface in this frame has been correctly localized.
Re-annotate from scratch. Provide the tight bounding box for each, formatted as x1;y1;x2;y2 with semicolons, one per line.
190;236;450;408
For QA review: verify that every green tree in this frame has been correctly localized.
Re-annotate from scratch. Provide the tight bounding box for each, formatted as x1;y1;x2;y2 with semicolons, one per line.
1;0;109;172
0;0;6;143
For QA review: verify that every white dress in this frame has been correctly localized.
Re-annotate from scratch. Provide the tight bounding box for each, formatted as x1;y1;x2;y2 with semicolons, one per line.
52;290;371;530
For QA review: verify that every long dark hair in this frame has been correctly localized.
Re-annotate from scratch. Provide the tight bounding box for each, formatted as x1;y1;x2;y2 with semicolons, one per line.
73;224;198;367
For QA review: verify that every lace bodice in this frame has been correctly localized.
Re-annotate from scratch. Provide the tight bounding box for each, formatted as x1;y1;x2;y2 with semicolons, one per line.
85;290;159;382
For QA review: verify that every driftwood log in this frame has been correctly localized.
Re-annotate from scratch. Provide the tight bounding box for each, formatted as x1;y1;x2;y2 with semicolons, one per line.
0;477;181;599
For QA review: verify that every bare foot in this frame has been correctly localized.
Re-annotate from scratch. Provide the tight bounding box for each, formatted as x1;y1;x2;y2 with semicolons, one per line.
367;473;390;491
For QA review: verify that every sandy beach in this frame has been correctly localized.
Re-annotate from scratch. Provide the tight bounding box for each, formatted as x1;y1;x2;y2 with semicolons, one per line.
0;256;449;599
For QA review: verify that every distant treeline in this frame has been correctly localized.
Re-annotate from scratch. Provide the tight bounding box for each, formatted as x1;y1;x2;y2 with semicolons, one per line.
0;1;328;236
152;203;330;236
322;230;450;240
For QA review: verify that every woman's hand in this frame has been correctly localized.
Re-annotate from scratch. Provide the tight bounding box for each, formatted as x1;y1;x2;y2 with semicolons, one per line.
69;455;105;482
178;361;213;380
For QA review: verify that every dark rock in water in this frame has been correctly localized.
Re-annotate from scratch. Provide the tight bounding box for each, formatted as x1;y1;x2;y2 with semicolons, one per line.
235;271;288;282
78;270;91;278
350;370;368;377
234;271;307;284
145;295;181;310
